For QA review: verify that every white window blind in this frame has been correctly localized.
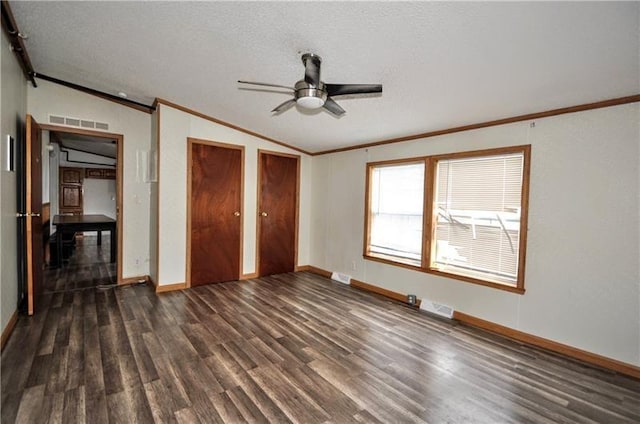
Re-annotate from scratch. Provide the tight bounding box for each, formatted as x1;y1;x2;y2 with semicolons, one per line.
369;162;424;265
432;153;524;285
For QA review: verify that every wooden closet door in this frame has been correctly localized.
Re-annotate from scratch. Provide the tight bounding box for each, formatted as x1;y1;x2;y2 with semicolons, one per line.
189;141;243;286
257;151;299;277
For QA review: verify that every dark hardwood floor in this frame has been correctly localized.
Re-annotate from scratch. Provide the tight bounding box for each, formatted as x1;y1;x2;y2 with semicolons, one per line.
44;235;116;293
2;243;639;423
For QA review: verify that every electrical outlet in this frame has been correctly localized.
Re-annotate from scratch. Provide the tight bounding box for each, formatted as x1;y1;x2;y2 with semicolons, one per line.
351;261;356;271
407;294;417;306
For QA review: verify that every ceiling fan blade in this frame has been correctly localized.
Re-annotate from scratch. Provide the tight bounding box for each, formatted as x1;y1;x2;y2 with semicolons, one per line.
238;80;294;91
271;98;297;114
302;53;321;87
325;84;382;97
323;97;346;116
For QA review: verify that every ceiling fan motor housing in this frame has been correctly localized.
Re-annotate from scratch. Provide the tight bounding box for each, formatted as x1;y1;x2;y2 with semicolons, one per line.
294;80;327;109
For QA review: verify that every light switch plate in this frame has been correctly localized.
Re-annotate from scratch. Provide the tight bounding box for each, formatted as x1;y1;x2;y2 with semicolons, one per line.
5;135;15;172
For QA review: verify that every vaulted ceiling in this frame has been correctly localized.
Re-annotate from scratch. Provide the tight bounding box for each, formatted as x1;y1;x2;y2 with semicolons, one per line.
10;1;640;153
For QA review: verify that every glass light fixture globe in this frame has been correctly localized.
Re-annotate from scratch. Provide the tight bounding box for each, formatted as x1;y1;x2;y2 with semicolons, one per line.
296;96;325;109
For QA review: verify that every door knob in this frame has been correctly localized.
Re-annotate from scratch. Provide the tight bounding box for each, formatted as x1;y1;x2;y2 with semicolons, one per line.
234;211;240;217
260;212;268;217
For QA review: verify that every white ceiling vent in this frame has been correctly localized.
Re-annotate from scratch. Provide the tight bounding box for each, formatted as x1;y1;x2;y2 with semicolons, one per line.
48;114;109;132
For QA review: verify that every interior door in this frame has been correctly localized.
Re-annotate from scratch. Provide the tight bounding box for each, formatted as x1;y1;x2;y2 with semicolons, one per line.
257;151;299;277
189;140;243;286
23;115;43;315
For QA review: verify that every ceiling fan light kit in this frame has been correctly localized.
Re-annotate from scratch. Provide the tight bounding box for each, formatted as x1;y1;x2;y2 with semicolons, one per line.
238;53;382;117
294;80;327;109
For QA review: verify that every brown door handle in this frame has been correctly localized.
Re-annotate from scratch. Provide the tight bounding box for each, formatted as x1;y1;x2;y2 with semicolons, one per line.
260;212;268;217
234;211;240;217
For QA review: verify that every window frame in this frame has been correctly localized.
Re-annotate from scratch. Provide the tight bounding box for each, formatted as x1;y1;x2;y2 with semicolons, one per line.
363;157;428;268
363;145;531;294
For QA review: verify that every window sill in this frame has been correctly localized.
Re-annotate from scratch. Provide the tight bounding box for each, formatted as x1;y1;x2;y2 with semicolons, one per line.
363;254;422;272
363;255;526;295
427;269;525;294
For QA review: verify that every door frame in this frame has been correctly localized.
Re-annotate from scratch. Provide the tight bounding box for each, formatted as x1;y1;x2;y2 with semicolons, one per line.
40;124;124;284
186;137;245;288
256;149;301;277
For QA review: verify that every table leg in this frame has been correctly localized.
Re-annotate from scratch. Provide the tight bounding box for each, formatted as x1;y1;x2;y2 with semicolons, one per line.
97;230;102;245
57;228;63;268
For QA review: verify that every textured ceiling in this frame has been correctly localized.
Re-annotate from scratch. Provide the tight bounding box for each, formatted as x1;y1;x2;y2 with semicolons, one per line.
11;1;640;153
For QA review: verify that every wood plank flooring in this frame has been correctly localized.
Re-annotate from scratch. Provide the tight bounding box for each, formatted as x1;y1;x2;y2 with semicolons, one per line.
2;245;639;422
43;235;116;293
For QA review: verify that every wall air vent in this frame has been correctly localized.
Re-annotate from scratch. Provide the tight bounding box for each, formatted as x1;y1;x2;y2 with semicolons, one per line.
48;114;109;131
49;115;65;125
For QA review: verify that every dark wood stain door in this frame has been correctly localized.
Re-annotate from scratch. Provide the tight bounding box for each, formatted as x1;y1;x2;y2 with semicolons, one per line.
258;152;299;277
189;142;243;286
25;115;43;315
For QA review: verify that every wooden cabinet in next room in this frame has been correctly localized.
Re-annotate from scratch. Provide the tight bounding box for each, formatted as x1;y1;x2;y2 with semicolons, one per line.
59;167;83;216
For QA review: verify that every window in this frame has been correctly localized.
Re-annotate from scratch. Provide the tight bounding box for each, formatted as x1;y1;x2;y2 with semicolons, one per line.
431;152;525;286
367;161;424;266
364;146;530;293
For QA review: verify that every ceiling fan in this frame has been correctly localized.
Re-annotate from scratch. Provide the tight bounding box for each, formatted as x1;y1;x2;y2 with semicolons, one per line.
238;53;382;117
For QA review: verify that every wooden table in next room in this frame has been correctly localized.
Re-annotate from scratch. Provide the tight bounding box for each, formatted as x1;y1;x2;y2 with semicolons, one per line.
52;214;116;268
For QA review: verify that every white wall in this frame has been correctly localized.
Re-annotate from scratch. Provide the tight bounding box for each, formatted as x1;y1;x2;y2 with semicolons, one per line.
28;80;152;279
311;103;640;366
83;178;116;216
156;104;312;285
83;178;117;236
0;30;27;331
